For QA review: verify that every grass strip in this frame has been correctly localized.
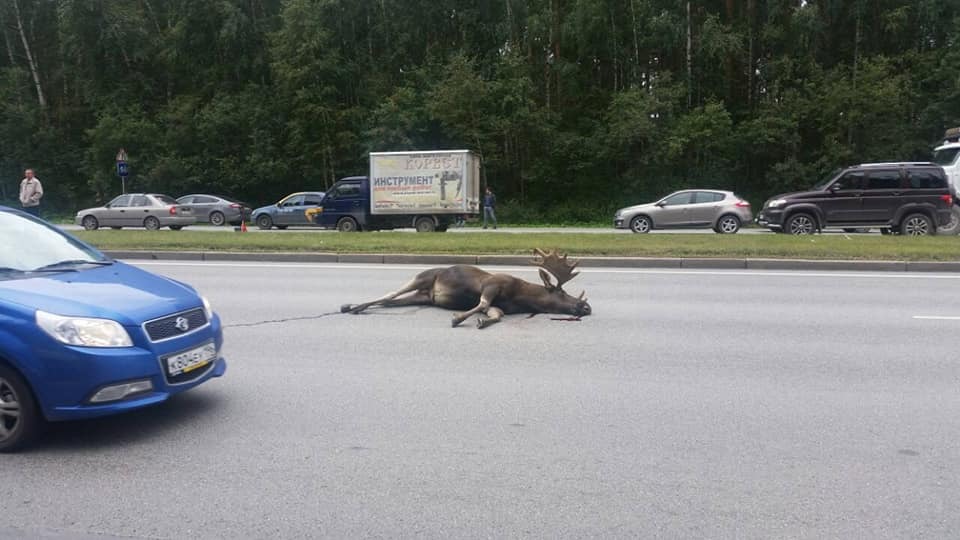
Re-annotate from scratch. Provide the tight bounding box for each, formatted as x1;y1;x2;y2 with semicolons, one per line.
71;230;960;261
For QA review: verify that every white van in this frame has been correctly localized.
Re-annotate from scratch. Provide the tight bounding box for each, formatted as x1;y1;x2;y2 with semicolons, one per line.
933;127;960;235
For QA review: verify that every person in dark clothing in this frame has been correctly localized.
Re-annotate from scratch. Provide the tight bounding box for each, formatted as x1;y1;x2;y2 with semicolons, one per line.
482;187;497;229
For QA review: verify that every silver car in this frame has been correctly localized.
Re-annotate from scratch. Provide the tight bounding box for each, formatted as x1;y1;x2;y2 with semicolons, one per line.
177;194;253;226
75;193;196;231
614;190;753;233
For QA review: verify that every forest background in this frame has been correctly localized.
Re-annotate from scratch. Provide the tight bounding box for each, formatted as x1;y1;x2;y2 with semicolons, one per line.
0;0;958;222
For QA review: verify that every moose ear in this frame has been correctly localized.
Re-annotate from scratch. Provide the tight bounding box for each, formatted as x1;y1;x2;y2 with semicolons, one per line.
538;269;556;290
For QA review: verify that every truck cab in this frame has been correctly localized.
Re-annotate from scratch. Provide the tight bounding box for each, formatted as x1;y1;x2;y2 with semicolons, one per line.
314;176;368;232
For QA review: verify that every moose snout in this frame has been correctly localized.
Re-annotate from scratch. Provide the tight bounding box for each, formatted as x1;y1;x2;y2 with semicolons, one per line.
577;302;592;316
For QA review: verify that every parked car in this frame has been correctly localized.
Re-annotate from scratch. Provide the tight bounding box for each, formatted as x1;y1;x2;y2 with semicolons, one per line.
251;191;325;230
757;162;953;235
176;194;252;226
0;205;227;451
75;193;196;231
614;190;752;234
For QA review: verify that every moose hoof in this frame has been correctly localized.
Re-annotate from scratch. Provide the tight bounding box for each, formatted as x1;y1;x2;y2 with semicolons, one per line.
476;317;490;329
340;304;353;313
451;316;464;327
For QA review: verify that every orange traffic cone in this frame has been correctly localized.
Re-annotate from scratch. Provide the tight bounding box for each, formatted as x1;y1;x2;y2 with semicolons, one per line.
240;219;248;232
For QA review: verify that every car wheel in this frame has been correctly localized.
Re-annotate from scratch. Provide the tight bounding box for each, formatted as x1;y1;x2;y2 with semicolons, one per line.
143;216;161;231
256;215;273;230
209;211;226;227
415;217;436;233
81;215;99;231
0;364;42;453
936;206;960;236
901;213;933;236
716;215;741;234
629;215;651;234
785;213;816;235
169;225;183;231
337;217;359;232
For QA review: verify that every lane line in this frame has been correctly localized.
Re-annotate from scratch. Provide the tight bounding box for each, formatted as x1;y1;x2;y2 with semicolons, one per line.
913;315;960;320
124;260;960;280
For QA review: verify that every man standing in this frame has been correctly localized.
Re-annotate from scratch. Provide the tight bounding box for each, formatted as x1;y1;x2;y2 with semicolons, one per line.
19;169;43;217
482;187;497;229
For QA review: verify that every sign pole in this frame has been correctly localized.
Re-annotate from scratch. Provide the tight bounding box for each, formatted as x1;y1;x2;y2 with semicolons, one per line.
116;148;129;194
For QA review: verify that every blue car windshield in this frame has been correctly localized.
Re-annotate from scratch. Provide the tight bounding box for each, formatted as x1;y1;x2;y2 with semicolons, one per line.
0;209;110;274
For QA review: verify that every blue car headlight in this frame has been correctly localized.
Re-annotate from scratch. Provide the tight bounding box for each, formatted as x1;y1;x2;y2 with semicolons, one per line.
36;310;133;347
201;296;214;320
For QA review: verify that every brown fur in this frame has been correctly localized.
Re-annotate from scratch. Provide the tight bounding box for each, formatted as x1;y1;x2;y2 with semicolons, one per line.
341;263;591;329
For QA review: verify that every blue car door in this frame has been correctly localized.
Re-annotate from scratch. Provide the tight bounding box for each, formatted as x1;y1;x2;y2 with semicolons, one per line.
319;182;364;227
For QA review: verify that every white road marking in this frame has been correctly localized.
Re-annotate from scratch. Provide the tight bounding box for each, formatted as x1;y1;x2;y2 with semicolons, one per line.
124;260;960;280
913;316;960;320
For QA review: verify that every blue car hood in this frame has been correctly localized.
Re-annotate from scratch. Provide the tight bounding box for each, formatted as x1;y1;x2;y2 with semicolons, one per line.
0;262;201;325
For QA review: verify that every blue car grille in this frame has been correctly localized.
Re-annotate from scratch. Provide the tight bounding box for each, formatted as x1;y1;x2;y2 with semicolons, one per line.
143;308;207;342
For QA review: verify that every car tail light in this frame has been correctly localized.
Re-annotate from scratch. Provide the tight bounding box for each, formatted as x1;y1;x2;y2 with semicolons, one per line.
735;200;751;207
169;206;178;215
941;194;953;205
229;203;241;208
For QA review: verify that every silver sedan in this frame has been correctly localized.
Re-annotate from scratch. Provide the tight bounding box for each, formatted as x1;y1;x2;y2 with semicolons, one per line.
614;189;753;233
75;193;197;231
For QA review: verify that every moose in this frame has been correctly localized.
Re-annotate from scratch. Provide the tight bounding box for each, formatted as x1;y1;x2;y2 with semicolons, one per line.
340;248;592;328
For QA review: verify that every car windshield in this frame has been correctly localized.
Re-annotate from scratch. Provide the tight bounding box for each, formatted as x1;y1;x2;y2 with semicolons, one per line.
811;168;842;191
0;209;110;274
933;147;960;166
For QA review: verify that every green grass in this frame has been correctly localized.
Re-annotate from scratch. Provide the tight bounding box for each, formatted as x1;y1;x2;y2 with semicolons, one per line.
71;230;960;261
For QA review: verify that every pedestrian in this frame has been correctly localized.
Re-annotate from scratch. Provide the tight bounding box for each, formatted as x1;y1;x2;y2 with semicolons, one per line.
19;168;43;218
482;187;497;229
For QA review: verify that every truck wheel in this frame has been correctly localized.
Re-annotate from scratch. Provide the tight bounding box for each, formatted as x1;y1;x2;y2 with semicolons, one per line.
937;206;960;236
901;213;933;236
256;215;273;230
0;364;42;452
415;217;436;233
337;217;359;232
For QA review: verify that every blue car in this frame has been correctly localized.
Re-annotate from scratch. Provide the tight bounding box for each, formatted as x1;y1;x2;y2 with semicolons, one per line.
252;191;325;230
0;206;227;451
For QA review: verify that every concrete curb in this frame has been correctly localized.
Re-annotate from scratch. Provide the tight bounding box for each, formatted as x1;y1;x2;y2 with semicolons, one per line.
102;250;960;272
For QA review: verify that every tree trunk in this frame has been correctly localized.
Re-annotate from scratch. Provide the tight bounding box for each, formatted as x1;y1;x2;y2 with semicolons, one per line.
12;0;46;109
629;0;640;86
686;1;692;108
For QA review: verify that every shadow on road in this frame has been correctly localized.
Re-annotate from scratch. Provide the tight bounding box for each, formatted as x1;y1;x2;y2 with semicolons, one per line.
30;391;223;453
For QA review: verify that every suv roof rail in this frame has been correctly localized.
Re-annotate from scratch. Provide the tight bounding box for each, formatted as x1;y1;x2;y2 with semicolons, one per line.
857;162;937;167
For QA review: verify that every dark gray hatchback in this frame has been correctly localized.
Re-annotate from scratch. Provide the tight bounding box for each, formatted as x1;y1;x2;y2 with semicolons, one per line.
757;163;953;235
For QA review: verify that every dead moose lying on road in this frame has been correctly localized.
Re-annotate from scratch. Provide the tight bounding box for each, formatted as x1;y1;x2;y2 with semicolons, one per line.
340;248;592;329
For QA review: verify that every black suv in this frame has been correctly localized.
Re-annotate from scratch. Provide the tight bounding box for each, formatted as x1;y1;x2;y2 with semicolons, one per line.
757;163;953;235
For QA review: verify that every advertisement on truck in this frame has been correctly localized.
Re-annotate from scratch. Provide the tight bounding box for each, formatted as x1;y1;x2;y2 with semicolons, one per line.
370;151;480;214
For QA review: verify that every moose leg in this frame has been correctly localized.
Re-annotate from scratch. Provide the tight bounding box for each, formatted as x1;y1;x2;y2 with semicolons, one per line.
476;306;504;329
451;287;500;327
341;278;425;314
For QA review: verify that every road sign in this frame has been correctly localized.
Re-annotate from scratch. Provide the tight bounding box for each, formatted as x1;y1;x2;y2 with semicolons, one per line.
116;149;128;162
117;162;129;177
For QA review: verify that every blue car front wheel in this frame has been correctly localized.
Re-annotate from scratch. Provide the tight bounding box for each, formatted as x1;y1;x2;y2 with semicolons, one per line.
0;364;42;452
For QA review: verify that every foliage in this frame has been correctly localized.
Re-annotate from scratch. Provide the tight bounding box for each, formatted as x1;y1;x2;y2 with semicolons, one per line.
0;0;957;219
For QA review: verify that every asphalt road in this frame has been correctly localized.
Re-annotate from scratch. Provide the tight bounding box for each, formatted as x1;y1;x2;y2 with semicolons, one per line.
2;262;959;539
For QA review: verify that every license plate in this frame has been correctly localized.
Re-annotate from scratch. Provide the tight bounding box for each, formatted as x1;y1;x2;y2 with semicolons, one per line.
164;342;216;377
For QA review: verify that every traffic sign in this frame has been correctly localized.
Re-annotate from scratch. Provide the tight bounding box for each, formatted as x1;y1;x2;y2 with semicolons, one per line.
117;162;129;177
116;148;128;162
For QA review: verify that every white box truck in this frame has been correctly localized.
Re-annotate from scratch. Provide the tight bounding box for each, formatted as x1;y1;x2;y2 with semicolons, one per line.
309;150;481;232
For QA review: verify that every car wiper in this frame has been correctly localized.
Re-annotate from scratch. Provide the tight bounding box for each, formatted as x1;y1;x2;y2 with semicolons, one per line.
31;259;114;272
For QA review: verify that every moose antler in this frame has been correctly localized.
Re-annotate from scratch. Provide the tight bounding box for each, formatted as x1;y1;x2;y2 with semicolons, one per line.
532;248;580;290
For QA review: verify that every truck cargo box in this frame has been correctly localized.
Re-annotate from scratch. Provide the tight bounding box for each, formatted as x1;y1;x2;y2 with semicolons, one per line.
369;150;480;215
